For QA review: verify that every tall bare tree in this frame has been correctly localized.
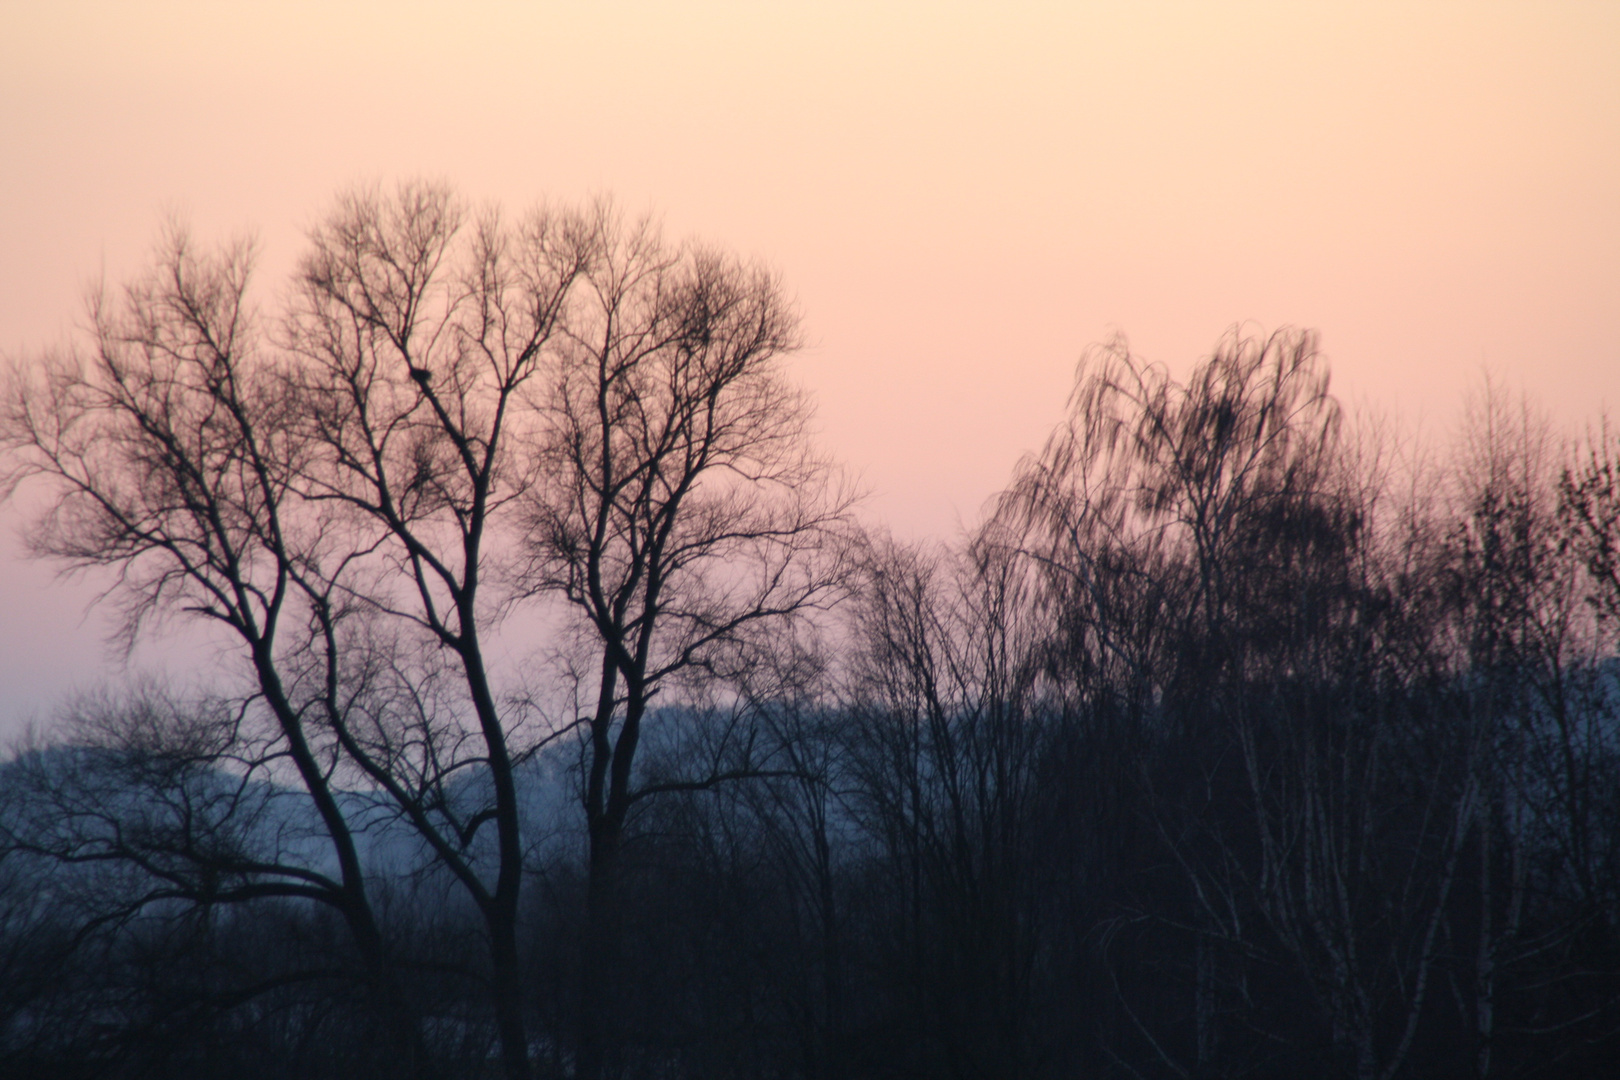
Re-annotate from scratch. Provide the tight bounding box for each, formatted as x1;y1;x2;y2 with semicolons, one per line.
3;185;854;1080
997;331;1492;1079
518;209;856;1079
0;229;433;1074
284;182;597;1080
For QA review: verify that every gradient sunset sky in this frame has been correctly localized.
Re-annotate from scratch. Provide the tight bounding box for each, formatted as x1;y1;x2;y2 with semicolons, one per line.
3;1;1617;737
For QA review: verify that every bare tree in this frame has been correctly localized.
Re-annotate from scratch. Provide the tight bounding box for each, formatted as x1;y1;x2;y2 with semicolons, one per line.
1562;418;1620;643
517;208;856;1079
3;185;856;1080
837;533;1052;1079
284;181;600;1080
1454;391;1620;1077
0;230;432;1074
996;330;1494;1079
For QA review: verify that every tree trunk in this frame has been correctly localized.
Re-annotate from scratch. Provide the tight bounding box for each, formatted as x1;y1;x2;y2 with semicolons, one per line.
1476;818;1495;1079
578;815;625;1080
490;909;531;1080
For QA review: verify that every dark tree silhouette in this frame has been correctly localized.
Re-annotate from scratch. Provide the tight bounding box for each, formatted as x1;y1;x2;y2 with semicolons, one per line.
9;217;1620;1080
2;185;853;1080
516;208;856;1080
0;231;433;1074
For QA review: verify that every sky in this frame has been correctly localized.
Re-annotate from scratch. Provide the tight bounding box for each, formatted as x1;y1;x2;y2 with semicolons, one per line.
2;1;1618;739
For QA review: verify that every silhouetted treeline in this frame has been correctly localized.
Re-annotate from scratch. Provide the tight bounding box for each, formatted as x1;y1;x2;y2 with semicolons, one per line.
4;201;1620;1079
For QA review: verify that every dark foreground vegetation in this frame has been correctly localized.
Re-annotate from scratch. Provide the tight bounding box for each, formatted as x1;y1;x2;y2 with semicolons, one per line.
3;184;1620;1079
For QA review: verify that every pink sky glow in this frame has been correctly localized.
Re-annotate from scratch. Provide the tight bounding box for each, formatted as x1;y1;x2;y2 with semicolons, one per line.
2;1;1617;738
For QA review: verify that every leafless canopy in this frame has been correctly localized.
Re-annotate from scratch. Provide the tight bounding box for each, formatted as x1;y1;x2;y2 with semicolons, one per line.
1;183;855;1080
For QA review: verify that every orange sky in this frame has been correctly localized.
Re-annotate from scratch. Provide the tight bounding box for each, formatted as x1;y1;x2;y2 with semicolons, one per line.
3;1;1618;736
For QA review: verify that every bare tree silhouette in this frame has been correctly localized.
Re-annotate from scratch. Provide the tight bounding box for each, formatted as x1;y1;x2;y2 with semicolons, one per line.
515;209;857;1079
